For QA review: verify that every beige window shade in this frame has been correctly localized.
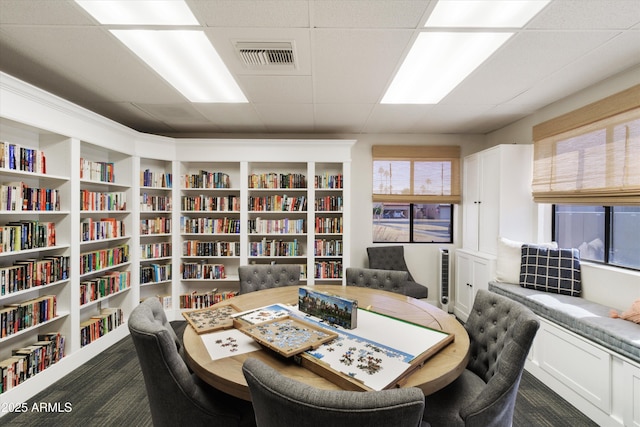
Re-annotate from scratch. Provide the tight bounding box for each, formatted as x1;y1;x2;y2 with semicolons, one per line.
532;85;640;205
372;145;461;204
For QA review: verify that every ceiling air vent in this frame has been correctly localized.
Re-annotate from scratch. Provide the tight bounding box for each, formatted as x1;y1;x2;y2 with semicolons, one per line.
235;42;296;69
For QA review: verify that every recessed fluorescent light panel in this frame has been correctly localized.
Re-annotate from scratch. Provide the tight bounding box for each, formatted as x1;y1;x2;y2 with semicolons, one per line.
75;0;199;25
382;32;512;104
111;30;247;103
382;0;550;104
425;0;550;28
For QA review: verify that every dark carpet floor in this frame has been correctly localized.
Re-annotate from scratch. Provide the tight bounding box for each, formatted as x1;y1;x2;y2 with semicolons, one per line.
1;321;598;427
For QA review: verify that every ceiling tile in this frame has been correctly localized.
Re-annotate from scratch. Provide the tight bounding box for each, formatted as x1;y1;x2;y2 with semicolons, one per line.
253;103;315;132
311;0;431;28
187;0;309;27
314;104;373;133
312;29;413;103
239;75;313;104
0;0;94;25
529;0;640;30
193;103;268;133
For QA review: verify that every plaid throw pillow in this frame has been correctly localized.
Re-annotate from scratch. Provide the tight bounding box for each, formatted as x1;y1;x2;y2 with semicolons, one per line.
520;245;582;296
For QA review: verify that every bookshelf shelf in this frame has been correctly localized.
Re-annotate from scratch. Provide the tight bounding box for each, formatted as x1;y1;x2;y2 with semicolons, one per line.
0;312;69;344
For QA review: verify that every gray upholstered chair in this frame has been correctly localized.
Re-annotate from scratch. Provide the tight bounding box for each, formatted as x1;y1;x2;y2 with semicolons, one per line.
242;358;428;427
128;298;255;427
423;289;540;427
366;246;428;298
346;267;426;299
238;264;301;294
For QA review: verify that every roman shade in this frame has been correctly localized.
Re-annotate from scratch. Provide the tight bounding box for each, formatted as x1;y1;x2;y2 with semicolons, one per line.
531;85;640;205
372;145;461;204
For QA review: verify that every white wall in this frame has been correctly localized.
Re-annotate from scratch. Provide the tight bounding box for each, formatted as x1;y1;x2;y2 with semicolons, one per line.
486;64;640;310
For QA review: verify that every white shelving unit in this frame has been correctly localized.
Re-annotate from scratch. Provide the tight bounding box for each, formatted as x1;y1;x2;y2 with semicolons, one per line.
0;72;353;409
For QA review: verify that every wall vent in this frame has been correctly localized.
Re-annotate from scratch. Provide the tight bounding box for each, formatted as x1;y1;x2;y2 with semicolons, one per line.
235;42;296;69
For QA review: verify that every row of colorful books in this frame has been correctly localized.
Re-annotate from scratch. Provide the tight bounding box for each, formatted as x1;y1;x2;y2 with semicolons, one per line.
0;255;70;296
0;142;47;175
0;295;57;339
314;195;343;211
141;169;172;188
0;332;64;395
182;240;239;257
79;244;129;275
0;221;56;253
141;242;172;260
248;194;307;212
0;181;60;212
314;239;343;257
80;271;131;306
178;289;237;309
140;193;172;211
314;260;343;279
80;217;125;242
180;216;241;234
180;262;226;280
248;218;306;234
79;190;127;211
79;307;123;347
80;158;114;183
140;263;172;285
315;216;343;234
314;173;343;189
249;238;302;257
182;171;230;189
248;172;306;189
140;217;171;235
181;194;239;212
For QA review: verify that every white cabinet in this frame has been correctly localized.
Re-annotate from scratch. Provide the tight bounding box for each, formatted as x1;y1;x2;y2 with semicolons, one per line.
462;145;535;255
454;249;495;322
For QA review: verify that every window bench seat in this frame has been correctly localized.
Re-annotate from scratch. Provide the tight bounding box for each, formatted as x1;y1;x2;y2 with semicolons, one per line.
488;281;640;364
488;281;640;427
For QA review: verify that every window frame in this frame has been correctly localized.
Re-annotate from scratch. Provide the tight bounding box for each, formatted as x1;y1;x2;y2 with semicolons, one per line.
372;202;454;244
552;204;639;272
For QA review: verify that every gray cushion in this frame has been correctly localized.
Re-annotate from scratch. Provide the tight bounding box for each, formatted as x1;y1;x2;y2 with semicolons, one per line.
238;264;301;294
489;281;640;364
242;358;428;427
520;245;581;296
346;267;428;299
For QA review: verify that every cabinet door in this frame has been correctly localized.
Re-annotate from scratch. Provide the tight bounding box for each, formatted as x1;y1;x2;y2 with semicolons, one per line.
455;253;474;319
477;149;500;254
462;154;480;251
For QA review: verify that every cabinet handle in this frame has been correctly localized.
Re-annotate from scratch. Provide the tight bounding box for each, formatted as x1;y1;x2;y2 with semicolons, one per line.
467;283;472;287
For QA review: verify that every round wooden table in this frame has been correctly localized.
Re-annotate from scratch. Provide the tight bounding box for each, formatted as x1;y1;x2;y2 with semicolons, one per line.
183;285;469;401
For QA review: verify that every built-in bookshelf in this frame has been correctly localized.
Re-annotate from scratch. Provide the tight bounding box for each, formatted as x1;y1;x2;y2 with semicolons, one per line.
178;163;241;308
139;158;173;306
78;142;133;348
0;117;72;399
247;162;309;281
313;163;344;283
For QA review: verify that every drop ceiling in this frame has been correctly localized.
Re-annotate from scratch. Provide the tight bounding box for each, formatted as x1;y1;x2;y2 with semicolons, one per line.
0;0;639;137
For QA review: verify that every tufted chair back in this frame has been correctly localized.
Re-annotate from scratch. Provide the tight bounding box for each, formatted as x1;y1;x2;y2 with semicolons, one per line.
366;246;428;298
345;267;409;294
238;264;301;294
242;358;428;427
423;290;539;427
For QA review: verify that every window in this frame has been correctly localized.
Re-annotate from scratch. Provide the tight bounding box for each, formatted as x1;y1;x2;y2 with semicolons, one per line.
373;203;453;243
372;145;459;243
540;85;640;271
553;205;640;270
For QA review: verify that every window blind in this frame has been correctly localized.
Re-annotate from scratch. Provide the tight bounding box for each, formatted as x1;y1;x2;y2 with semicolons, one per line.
372;145;461;204
532;85;640;205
